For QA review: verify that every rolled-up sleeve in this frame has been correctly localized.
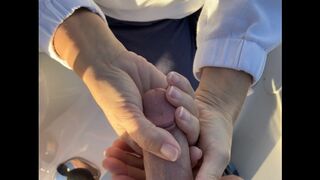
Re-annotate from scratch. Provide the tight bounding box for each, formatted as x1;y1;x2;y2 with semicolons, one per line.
39;0;107;68
194;0;281;85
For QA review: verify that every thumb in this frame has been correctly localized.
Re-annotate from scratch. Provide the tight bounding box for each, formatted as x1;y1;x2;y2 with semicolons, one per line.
195;150;230;180
125;115;181;162
129;87;181;162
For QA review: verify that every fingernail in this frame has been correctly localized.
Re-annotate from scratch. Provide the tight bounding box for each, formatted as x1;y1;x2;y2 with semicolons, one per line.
168;72;180;83
178;107;188;121
103;150;107;157
160;143;179;161
169;86;180;99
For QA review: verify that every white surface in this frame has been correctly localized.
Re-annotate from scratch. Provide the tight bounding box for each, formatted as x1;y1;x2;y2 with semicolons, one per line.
39;53;117;180
231;45;282;180
252;139;281;180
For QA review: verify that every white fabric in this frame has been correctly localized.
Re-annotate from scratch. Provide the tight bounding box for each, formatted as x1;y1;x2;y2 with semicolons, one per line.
39;0;107;69
39;0;281;85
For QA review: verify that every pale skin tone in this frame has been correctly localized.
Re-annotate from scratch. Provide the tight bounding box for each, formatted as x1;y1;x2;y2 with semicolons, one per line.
53;9;251;180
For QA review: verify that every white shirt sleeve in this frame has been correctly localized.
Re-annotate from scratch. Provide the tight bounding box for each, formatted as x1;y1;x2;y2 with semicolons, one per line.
193;0;281;85
39;0;107;69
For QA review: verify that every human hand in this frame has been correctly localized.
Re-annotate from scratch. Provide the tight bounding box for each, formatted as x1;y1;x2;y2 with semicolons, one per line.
92;54;203;163
191;94;234;179
53;9;201;162
83;50;184;161
100;69;250;180
192;67;251;180
102;71;204;179
102;139;242;180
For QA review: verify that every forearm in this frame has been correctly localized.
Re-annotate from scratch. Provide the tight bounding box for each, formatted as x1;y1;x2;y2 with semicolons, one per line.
195;67;252;125
53;8;126;78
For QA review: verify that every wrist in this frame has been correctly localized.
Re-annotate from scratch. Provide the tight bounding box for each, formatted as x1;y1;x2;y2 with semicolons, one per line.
53;8;126;77
195;67;251;124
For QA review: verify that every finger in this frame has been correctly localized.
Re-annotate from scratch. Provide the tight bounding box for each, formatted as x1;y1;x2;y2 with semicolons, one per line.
112;138;136;153
123;114;181;162
195;150;230;180
116;105;181;162
119;133;143;155
175;107;200;145
167;71;195;97
112;175;135;180
166;86;199;117
103;157;145;180
116;51;168;92
105;146;144;170
112;136;143;156
189;146;203;168
220;175;244;180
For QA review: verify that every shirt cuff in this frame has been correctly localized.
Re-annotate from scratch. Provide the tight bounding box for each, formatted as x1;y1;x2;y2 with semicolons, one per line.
193;38;267;87
39;0;107;69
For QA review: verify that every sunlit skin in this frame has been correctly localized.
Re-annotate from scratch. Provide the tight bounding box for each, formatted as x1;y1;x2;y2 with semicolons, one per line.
54;8;202;162
103;68;251;180
142;88;192;179
103;138;243;180
53;8;251;179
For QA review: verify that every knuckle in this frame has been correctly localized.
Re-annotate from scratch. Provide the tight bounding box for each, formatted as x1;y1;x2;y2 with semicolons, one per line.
179;74;189;85
189;135;198;145
190;121;200;143
186;127;199;145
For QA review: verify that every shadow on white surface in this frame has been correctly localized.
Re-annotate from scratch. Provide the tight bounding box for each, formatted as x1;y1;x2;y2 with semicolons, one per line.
39;53;117;180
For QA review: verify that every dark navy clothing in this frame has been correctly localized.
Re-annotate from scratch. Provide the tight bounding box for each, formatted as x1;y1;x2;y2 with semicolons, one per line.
106;10;200;89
